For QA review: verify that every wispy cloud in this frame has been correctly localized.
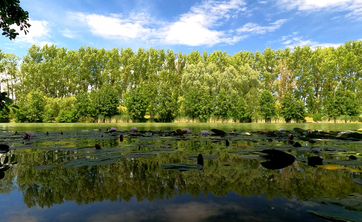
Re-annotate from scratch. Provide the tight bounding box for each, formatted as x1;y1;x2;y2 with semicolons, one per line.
281;34;343;49
275;0;362;19
61;29;77;38
67;0;249;46
160;0;247;46
68;12;156;40
237;19;286;34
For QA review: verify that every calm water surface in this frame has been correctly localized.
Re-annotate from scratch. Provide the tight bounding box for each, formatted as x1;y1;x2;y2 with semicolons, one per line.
1;123;362;222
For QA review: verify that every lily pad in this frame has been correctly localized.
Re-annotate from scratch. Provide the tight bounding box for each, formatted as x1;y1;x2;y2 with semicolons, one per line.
210;129;226;137
316;164;362;173
353;178;362;186
308;210;361;222
161;163;202;171
34;165;56;170
123;152;154;158
239;155;267;160
187;154;218;160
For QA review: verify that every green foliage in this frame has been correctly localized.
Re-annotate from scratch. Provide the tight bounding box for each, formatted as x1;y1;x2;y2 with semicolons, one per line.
281;92;306;123
0;92;14;112
0;109;10;122
0;0;31;40
125;86;149;122
91;85;120;118
259;90;276;122
56;110;76;123
229;96;250;122
75;92;91;119
15;91;45;122
2;40;362;123
156;83;179;122
312;113;322;122
77;116;95;123
214;88;230;121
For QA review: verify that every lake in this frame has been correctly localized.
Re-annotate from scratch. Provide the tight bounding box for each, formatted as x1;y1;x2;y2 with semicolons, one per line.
1;123;362;222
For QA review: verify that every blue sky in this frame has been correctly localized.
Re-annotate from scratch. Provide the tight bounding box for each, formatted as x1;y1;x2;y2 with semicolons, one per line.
1;0;362;58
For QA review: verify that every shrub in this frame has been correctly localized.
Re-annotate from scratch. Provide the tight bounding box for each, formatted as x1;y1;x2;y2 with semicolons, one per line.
312;113;322;122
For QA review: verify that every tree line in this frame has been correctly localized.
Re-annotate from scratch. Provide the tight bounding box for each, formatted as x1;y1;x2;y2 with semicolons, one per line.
1;40;362;123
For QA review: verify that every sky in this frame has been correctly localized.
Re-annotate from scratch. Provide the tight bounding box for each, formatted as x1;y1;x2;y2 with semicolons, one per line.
1;0;362;58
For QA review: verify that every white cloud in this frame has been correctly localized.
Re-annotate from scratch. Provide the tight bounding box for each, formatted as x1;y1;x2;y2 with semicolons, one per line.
282;35;343;49
237;19;286;34
69;12;154;40
158;0;247;46
68;0;248;46
275;0;362;19
62;29;76;38
13;19;51;45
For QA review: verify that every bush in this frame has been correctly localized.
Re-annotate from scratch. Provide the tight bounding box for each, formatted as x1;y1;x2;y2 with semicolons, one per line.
340;115;350;123
56;110;76;123
0;110;10;122
78;116;95;123
312;113;322;122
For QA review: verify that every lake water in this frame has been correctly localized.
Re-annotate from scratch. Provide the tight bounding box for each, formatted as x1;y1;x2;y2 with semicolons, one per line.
1;123;362;222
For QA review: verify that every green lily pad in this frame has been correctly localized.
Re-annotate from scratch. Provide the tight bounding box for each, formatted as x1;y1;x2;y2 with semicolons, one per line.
187;154;218;160
308;210;361;222
123;152;154;158
228;150;252;154
239;155;267;160
323;159;362;166
353;178;362;186
151;148;178;153
63;157;119;168
161;163;202;171
34;165;56;170
211;129;226;136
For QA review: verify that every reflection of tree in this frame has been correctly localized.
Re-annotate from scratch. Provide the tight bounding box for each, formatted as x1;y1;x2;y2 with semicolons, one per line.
1;137;361;208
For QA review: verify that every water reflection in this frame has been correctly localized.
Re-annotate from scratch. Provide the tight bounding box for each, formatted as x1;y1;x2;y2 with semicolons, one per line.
0;128;362;221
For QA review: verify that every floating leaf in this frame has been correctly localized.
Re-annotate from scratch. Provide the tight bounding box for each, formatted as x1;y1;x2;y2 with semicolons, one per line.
187;154;218;160
308;210;361;222
161;163;202;171
353;178;362;186
34;165;56;170
123;152;154;158
210;129;226;136
316;164;362;173
239;155;267;160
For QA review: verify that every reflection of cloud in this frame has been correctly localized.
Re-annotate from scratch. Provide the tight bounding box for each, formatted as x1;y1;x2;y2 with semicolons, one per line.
86;200;283;222
87;201;249;222
87;202;221;222
163;202;222;222
3;211;40;222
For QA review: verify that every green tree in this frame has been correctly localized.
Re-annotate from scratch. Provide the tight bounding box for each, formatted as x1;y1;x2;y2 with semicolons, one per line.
125;86;149;122
259;90;276;122
15;90;45;122
281;91;305;123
